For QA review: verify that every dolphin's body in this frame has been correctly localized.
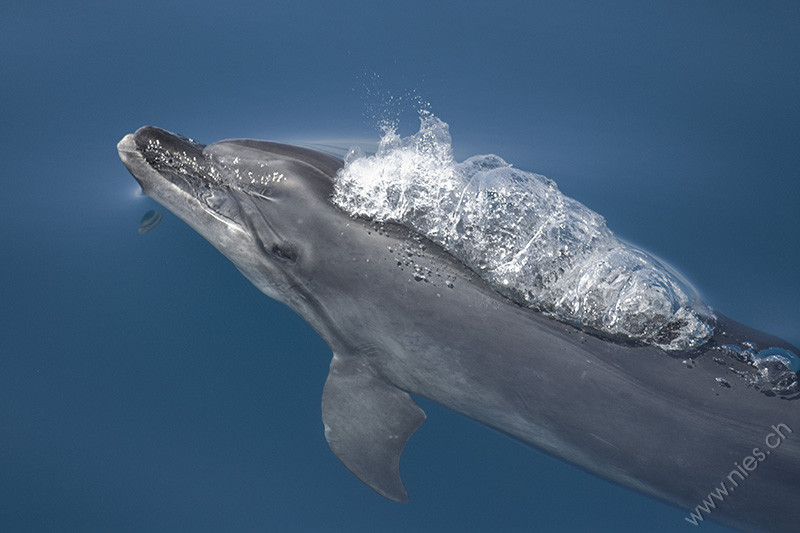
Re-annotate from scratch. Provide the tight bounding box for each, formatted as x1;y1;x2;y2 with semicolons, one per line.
118;126;799;532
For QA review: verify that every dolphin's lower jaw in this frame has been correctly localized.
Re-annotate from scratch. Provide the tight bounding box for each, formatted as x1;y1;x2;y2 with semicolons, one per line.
118;128;800;533
117;133;150;191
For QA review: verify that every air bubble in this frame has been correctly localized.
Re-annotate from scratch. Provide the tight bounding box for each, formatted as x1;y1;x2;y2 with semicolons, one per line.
333;114;715;350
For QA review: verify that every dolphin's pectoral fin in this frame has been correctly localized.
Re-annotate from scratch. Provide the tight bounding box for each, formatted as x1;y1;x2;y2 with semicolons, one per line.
321;353;426;502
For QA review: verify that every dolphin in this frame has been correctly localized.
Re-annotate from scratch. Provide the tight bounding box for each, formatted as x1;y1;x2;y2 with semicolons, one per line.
118;126;800;533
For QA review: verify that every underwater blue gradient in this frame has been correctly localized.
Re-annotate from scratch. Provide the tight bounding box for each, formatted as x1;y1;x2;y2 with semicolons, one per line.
1;1;798;531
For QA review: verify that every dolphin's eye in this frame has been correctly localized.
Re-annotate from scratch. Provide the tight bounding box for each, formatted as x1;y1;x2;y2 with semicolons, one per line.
271;243;298;263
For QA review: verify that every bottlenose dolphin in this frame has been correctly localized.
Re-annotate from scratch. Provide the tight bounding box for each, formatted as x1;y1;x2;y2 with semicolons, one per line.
118;126;799;533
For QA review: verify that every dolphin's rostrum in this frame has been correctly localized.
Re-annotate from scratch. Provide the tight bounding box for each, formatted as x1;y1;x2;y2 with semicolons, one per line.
118;125;799;532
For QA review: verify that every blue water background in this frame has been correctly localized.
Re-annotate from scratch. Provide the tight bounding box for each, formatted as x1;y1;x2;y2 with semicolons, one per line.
2;2;798;531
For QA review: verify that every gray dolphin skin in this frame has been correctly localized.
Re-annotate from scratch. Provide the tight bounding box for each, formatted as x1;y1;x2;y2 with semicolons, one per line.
118;126;799;532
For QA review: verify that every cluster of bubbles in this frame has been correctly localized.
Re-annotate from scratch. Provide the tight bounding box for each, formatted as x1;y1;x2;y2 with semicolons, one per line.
333;114;716;351
719;344;800;398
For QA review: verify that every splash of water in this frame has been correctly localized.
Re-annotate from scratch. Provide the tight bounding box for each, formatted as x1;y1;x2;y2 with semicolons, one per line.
333;115;715;351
